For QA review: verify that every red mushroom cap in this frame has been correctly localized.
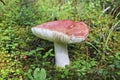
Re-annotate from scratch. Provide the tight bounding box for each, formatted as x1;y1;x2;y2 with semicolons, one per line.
36;20;74;34
66;22;89;37
32;20;89;43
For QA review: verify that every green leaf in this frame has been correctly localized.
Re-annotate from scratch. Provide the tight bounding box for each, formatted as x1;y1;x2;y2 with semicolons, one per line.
36;48;44;51
39;68;46;80
115;52;120;60
1;36;10;40
33;68;46;80
27;70;34;80
43;49;53;58
33;68;41;80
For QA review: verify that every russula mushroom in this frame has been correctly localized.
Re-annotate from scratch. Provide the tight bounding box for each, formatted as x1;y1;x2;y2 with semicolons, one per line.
31;20;89;68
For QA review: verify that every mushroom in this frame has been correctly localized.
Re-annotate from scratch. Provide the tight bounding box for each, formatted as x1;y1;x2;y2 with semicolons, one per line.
31;20;89;68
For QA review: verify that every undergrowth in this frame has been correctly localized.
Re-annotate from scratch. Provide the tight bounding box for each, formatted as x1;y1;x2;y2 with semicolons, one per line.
0;0;120;80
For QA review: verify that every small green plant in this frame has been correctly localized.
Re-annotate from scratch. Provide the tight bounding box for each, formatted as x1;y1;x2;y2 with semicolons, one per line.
27;68;47;80
0;27;19;53
0;52;23;80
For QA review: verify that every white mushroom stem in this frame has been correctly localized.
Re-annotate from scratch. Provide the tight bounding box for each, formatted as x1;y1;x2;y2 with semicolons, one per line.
54;42;70;68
